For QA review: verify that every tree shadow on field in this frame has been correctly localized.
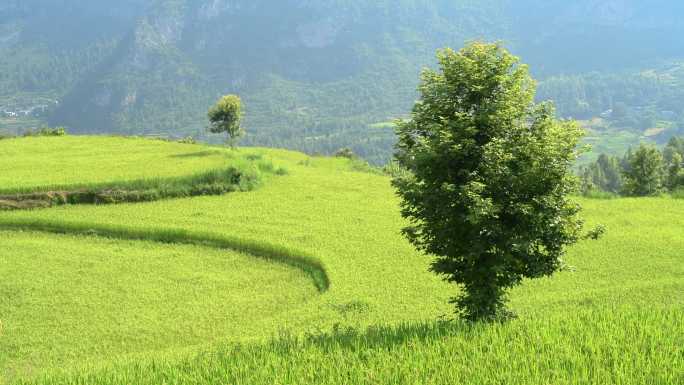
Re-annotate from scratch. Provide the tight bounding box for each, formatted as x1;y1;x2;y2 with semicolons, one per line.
269;318;485;354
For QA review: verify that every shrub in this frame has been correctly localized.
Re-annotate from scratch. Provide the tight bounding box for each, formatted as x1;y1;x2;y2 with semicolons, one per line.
177;136;197;144
382;161;411;179
24;126;68;137
335;147;356;159
349;158;379;174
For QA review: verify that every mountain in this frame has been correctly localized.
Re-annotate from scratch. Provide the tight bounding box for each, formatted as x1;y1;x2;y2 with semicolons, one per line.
2;0;684;163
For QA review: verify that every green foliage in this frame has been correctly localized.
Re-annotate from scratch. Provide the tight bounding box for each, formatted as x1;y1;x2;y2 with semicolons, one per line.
42;126;66;136
672;187;684;199
381;160;411;179
580;135;684;197
580;154;623;195
667;152;684;189
622;144;666;196
664;136;684;190
208;95;244;148
393;42;586;322
334;147;356;159
537;67;684;123
177;136;197;144
22;126;67;137
2;1;684;164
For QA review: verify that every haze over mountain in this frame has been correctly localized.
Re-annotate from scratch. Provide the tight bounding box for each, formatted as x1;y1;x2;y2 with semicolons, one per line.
2;0;684;163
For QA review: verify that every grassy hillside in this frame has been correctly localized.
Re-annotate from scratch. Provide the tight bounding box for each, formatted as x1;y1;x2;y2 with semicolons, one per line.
0;136;242;192
1;136;683;384
0;231;316;380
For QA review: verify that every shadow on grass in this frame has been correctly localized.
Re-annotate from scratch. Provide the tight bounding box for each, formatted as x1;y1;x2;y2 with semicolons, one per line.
17;319;480;385
271;319;476;353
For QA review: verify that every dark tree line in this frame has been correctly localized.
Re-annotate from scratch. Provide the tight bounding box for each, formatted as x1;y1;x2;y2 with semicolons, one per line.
580;136;684;196
537;69;684;122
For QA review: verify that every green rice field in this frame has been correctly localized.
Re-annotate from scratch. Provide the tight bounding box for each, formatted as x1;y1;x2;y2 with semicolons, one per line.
0;136;682;384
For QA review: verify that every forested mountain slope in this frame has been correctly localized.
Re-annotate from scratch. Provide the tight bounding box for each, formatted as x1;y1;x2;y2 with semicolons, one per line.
2;0;683;163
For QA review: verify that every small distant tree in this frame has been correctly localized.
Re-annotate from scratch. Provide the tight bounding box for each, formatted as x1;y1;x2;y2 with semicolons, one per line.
393;42;589;322
208;95;244;148
622;144;665;196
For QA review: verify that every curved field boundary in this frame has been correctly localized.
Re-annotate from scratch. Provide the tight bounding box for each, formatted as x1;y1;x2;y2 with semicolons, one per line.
0;218;330;293
0;166;263;211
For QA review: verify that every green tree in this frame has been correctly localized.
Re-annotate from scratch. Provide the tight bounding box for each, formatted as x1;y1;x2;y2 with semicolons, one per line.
393;42;587;322
208;95;244;148
580;154;623;195
597;154;623;193
622;144;665;196
664;136;684;190
580;166;599;195
667;152;684;190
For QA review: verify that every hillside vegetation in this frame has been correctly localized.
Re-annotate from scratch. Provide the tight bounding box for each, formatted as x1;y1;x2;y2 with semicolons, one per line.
2;1;684;163
1;136;682;384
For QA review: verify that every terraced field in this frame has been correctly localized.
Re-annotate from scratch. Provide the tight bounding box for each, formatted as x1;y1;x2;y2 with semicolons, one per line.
1;231;316;379
0;136;240;193
1;136;683;384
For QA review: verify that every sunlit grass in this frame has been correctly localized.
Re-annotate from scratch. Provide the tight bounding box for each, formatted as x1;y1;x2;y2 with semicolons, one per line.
0;231;316;382
1;136;682;384
0;136;248;193
21;308;683;385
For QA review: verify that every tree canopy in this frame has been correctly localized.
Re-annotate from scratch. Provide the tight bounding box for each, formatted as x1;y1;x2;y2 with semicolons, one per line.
621;144;666;196
393;42;587;322
208;95;244;147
